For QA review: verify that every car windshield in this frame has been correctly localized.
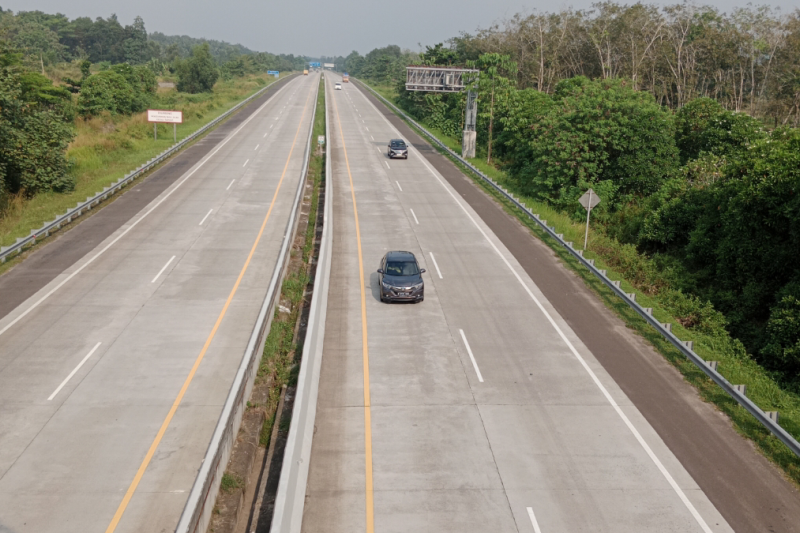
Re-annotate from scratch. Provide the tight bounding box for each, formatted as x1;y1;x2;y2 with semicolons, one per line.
385;261;419;276
390;141;406;148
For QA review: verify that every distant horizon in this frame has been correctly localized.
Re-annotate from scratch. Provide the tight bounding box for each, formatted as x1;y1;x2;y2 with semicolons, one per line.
3;0;798;58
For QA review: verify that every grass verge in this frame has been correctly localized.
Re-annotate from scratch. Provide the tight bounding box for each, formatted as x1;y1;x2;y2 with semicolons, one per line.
257;77;325;449
360;79;800;486
0;72;291;253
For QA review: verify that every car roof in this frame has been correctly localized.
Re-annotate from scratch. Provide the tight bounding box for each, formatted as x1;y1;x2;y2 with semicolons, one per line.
385;250;416;261
390;139;405;144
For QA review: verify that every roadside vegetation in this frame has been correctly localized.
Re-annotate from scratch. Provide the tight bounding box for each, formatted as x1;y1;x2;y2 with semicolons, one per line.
257;79;325;448
0;7;307;252
339;1;800;482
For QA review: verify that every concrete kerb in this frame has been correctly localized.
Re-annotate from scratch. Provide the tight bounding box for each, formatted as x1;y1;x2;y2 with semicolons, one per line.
174;77;319;533
270;76;333;533
357;79;800;460
0;75;296;264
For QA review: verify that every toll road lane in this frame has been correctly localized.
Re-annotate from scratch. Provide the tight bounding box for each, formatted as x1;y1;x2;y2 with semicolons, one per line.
0;74;319;533
302;73;732;533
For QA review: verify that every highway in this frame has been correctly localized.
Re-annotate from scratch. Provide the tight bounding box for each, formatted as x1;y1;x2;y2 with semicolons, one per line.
302;73;736;532
0;73;319;533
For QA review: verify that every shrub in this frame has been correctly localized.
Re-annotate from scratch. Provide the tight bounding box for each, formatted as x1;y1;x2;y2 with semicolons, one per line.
508;77;679;217
675;97;766;163
175;43;219;94
78;70;136;116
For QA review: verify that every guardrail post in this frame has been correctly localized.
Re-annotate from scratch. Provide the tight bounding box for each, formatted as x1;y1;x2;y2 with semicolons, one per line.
662;322;671;332
683;340;694;350
767;411;780;423
706;360;719;371
733;384;747;396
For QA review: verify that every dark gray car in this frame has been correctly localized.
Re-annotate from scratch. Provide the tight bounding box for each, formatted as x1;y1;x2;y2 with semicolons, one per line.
378;251;425;302
387;139;408;159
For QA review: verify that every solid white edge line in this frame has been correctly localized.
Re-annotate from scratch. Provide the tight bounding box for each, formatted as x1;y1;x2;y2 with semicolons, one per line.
243;158;249;167
151;255;176;283
198;208;213;226
527;507;543;533
459;329;483;383
410;208;419;225
0;75;299;340
226;179;235;191
429;252;443;279
395;180;402;191
359;83;714;533
47;342;102;401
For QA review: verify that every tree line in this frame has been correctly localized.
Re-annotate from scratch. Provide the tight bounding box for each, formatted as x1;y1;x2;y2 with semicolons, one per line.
0;8;309;220
344;3;800;388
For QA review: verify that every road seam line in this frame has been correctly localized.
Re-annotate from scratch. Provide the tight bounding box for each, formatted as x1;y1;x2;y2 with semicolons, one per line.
151;255;176;283
47;342;102;401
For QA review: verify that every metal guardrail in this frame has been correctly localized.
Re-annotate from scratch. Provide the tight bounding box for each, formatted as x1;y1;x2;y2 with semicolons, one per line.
270;75;333;533
174;76;319;533
0;74;296;264
359;79;800;459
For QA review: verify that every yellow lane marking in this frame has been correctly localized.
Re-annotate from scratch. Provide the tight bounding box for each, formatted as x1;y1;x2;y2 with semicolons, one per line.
330;78;375;533
104;82;315;533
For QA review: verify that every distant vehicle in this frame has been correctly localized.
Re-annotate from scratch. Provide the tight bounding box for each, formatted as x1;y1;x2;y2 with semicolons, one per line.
378;251;425;303
334;82;342;90
303;69;309;75
342;72;350;82
387;139;408;159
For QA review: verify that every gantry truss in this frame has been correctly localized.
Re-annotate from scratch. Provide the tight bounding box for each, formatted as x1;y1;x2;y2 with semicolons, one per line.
405;66;478;93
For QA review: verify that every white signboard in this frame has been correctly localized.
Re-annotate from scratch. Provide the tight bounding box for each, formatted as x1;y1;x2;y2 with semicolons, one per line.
323;63;335;69
147;109;183;124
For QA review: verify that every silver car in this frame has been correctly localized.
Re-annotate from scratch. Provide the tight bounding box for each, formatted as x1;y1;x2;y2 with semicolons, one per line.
387;139;408;159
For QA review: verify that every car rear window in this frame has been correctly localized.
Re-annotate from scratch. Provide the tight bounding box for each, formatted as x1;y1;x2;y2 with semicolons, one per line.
385;261;419;276
390;141;406;148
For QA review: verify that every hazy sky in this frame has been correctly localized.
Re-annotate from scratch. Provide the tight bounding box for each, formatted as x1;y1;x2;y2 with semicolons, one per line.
5;0;799;57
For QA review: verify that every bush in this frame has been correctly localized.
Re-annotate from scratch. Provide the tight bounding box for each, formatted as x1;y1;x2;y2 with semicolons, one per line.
675;98;766;163
763;281;800;376
78;70;136;116
0;45;74;198
176;43;219;94
507;77;679;217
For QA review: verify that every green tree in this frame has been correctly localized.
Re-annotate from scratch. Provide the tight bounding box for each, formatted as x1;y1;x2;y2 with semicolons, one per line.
77;70;135;116
0;44;74;198
509;77;679;215
467;53;517;163
175;43;218;93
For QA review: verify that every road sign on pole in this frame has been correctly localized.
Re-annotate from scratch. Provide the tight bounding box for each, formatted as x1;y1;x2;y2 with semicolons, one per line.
578;188;601;249
147;109;183;142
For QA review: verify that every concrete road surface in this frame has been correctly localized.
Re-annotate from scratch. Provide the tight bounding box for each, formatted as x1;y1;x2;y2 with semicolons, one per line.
302;73;735;533
0;74;318;533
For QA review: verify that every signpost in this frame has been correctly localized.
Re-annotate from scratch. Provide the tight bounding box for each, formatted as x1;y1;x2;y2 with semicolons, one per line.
323;63;334;69
578;188;601;249
147;109;183;142
267;70;279;78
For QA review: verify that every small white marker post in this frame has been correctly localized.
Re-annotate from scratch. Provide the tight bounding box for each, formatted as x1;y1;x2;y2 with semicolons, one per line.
578;188;601;250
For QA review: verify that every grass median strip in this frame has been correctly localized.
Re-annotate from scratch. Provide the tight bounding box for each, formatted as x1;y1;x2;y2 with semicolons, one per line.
362;80;800;487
